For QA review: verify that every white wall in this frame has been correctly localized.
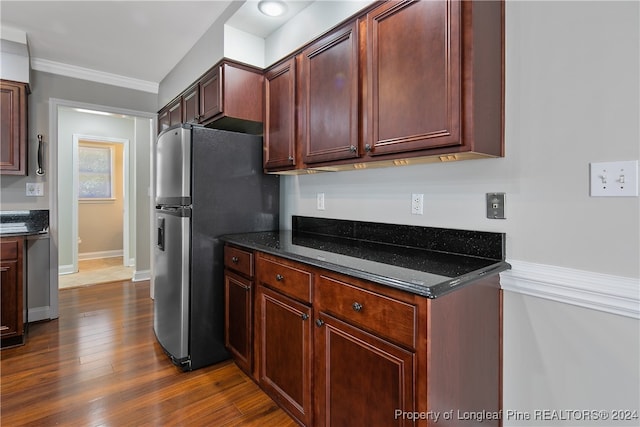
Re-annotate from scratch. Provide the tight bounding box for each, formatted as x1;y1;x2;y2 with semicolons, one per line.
273;1;639;424
157;1;244;108
264;0;374;66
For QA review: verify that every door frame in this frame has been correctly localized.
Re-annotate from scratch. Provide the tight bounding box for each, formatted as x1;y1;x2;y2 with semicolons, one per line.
48;98;156;320
71;134;130;273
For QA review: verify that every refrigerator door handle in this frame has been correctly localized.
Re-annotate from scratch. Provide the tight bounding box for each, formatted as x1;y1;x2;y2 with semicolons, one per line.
157;217;165;251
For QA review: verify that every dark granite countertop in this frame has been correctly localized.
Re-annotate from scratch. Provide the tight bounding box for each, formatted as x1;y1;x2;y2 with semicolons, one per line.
0;210;50;237
221;216;511;299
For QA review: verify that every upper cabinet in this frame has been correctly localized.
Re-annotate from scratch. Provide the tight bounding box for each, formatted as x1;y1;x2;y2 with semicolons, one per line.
299;21;360;165
263;0;504;173
365;0;461;156
157;60;263;135
0;80;29;176
264;58;297;171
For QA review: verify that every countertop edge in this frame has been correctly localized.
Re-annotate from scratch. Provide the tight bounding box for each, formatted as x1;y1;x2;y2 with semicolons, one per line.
221;235;511;299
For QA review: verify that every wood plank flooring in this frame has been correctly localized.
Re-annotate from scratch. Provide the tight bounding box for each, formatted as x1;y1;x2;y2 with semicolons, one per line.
0;280;297;426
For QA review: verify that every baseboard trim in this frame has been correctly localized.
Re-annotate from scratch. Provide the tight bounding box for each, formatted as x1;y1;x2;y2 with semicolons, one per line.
132;269;150;282
78;250;124;261
501;260;639;319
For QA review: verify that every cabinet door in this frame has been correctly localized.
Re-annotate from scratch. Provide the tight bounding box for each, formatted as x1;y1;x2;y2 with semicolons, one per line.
182;84;200;124
299;22;360;164
0;81;27;175
225;271;252;375
0;238;23;340
199;67;221;122
366;0;461;156
264;58;296;170
168;99;182;127
257;285;312;426
158;108;171;134
314;312;414;427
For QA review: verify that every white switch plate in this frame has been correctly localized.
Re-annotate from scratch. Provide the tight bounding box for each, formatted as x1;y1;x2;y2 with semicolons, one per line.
411;193;424;215
316;193;325;210
590;160;638;197
26;182;44;196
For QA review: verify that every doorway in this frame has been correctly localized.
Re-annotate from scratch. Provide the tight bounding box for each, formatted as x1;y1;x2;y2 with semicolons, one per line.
48;98;155;319
58;135;134;289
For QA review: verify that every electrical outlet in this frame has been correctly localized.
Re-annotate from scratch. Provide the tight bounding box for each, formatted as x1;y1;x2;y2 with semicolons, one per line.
411;193;424;215
486;193;506;219
317;193;325;210
26;183;44;197
590;160;638;197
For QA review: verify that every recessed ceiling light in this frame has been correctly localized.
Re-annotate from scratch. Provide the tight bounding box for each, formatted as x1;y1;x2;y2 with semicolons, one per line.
258;0;287;17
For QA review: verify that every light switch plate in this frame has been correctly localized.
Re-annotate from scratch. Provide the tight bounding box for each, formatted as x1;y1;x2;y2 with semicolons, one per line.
590;160;638;197
486;193;506;219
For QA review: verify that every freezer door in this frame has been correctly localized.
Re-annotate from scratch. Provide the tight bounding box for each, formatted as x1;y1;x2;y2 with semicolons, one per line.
153;207;191;364
156;125;191;206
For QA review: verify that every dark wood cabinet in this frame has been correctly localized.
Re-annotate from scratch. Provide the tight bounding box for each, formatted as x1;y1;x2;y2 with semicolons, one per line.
1;237;24;348
198;67;220;123
264;58;297;171
224;245;255;377
157;60;263;135
223;242;502;427
255;253;313;426
158;98;182;134
0;80;28;175
262;0;504;172
314;273;417;427
365;0;461;156
182;83;200;124
299;22;360;164
256;285;313;426
157;108;170;134
314;313;414;427
224;271;252;375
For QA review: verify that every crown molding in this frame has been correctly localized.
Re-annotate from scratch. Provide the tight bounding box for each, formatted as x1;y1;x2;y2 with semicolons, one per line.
31;57;159;94
501;260;639;319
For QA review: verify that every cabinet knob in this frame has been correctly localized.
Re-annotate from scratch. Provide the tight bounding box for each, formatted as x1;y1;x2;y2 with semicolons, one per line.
352;302;363;312
349;145;357;153
275;274;284;281
231;256;239;264
288;156;294;163
301;313;309;321
364;144;372;152
315;319;324;327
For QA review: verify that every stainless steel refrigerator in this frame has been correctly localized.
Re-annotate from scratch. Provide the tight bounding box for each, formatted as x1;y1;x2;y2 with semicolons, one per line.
153;124;279;371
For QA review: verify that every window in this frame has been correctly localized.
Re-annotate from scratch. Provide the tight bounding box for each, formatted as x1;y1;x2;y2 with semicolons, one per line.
78;145;114;199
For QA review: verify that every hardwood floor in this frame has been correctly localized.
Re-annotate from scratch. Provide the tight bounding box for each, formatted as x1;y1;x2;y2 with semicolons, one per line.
0;280;297;426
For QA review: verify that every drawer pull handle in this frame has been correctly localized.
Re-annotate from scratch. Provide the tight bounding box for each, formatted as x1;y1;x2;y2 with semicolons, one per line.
0;326;9;331
315;319;324;327
352;302;363;312
301;313;309;320
275;274;284;281
231;256;239;264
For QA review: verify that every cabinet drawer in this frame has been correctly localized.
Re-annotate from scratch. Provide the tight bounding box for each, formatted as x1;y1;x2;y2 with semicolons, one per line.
224;246;254;277
256;254;312;304
316;274;417;349
0;240;18;260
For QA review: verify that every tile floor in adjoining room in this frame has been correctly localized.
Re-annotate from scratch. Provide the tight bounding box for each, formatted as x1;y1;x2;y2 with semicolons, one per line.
58;257;134;289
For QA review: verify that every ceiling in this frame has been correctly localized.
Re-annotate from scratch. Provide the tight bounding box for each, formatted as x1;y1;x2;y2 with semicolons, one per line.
0;0;312;87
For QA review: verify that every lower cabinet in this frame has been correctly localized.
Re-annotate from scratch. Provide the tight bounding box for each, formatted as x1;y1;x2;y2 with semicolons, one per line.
314;312;414;427
1;237;25;347
256;285;313;426
224;271;252;375
223;245;502;427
